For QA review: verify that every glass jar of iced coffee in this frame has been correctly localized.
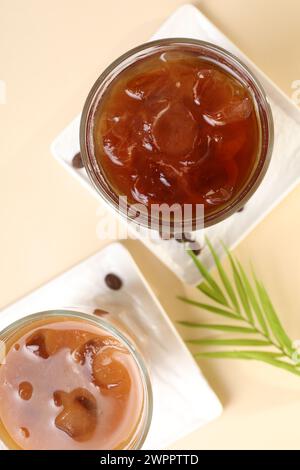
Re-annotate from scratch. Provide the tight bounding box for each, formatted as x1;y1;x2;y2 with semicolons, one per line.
80;38;273;230
0;310;152;450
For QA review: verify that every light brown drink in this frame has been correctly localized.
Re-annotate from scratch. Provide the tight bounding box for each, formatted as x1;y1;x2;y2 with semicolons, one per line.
0;314;150;450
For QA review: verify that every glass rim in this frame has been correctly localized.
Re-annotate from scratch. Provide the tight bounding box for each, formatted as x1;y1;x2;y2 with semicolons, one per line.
0;309;153;450
80;37;274;230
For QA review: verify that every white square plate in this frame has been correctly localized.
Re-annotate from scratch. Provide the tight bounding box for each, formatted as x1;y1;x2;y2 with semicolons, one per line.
0;242;222;450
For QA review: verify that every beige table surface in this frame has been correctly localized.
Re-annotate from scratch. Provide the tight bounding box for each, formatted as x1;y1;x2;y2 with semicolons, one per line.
1;0;300;450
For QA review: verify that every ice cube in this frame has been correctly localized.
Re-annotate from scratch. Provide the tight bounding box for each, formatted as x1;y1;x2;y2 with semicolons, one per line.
213;128;247;160
54;388;97;442
152;102;198;157
26;331;49;359
131;159;180;205
103;113;152;167
193;68;253;126
92;356;131;399
204;186;233;205
73;338;105;365
25;329;94;359
73;336;124;366
125;68;170;102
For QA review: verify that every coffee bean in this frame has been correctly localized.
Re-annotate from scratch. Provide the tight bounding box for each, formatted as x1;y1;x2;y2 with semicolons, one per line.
105;273;123;290
93;308;109;317
72;152;84;169
188;241;202;256
237;206;245;213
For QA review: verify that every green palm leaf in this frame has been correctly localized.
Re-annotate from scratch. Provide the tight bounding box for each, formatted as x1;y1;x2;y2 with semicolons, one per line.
195;351;300;377
189;250;228;306
197;282;229;306
187;338;271;346
177;296;238;320
178;322;256;334
253;275;293;355
194;351;283;359
205;237;240;313
178;240;297;378
222;244;253;323
237;260;268;335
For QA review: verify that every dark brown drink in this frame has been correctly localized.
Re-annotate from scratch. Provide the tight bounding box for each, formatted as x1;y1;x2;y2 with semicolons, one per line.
81;39;273;228
94;51;258;212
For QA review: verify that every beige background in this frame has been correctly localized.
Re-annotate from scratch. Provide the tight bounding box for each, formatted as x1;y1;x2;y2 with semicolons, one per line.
1;0;300;450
